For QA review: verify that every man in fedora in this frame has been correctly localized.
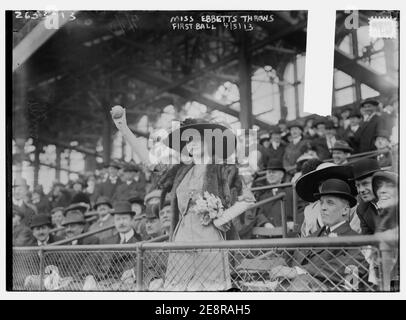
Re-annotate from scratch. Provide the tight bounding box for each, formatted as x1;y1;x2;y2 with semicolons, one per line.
296;162;360;237
112;163;146;203
283;120;310;174
253;159;294;230
270;179;368;291
353;99;383;153
351;158;383;235
88;196;116;242
30;214;63;246
95;160;123;200
102;201;142;245
267;126;286;164
330;140;353;165
62;210;100;245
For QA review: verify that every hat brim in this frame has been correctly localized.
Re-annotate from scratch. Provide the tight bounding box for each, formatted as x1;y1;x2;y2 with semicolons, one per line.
30;222;53;229
349;168;381;181
313;191;357;208
288;124;303;131
129;199;144;206
295;165;356;202
265;167;286;173
330;147;353;153
64;204;89;214
372;171;398;196
94;202;113;209
62;219;86;226
163;123;237;159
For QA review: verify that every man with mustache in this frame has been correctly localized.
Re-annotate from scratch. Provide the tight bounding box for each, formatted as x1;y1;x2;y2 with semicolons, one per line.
30;214;63;246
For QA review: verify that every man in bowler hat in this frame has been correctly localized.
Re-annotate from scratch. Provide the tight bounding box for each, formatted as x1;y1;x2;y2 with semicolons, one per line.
270;179;368;291
30;214;64;246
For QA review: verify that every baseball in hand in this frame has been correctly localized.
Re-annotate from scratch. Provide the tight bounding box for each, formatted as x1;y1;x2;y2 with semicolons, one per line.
111;105;125;119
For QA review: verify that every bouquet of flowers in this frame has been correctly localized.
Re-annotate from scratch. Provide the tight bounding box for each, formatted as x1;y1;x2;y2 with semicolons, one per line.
193;191;225;226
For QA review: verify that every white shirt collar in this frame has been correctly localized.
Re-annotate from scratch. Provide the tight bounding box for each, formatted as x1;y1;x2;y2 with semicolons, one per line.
120;229;135;243
350;124;359;132
99;214;111;223
329;220;347;232
292;136;302;145
37;236;50;246
271;141;280;149
363;112;377;122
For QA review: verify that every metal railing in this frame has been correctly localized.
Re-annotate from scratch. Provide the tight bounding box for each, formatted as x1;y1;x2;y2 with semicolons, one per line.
251;183;298;232
12;233;398;292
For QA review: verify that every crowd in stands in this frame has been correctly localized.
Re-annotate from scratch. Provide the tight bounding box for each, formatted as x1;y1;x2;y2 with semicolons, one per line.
12;98;399;291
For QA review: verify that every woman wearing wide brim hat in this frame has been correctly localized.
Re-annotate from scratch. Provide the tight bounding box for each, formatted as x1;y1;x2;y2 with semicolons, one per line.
111;109;252;290
295;163;357;203
162;118;237;162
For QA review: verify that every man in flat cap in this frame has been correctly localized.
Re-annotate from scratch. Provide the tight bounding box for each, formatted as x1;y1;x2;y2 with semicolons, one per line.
30;214;63;246
269;179;368;291
330;140;353;165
